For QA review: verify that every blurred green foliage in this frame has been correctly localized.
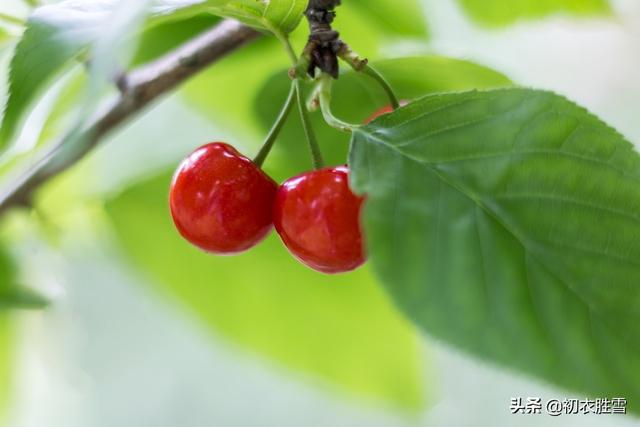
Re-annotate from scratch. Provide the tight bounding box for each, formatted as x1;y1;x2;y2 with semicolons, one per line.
458;0;611;27
106;172;424;409
132;14;220;65
0;244;47;310
0;27;9;45
0;316;11;421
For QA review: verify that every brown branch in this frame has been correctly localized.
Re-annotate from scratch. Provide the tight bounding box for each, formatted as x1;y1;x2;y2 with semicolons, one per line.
304;0;343;78
0;19;260;215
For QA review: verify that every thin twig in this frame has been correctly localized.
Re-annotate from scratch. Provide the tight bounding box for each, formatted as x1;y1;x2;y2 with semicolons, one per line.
0;19;260;215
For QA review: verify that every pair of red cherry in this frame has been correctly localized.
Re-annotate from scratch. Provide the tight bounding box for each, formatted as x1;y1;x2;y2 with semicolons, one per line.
169;104;395;274
169;143;365;274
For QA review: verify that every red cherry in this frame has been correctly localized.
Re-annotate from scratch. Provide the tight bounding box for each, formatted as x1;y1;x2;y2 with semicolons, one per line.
274;166;366;274
364;100;410;124
170;142;277;254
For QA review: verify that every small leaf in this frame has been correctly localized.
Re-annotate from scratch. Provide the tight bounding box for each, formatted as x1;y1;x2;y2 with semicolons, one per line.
105;171;424;410
350;88;640;411
210;0;307;35
0;0;230;151
458;0;611;27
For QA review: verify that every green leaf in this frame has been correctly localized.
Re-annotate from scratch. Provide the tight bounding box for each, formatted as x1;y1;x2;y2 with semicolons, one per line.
210;0;307;35
105;172;424;410
458;0;611;27
254;56;511;182
0;0;230;151
350;88;640;411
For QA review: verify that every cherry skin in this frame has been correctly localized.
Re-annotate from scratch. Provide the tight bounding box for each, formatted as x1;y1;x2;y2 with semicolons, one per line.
170;142;278;254
364;100;410;124
274;166;366;274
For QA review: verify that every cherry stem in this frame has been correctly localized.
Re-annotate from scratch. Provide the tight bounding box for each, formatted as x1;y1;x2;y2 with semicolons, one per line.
362;65;400;110
253;82;297;167
277;34;324;169
295;79;325;169
337;45;400;110
318;73;360;133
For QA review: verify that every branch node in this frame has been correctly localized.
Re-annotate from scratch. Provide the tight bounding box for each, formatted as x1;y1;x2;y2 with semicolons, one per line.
303;0;345;78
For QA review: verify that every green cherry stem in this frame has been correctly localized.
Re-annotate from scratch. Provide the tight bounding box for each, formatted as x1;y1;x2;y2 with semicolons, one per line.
274;34;324;169
318;73;360;133
337;45;400;110
295;79;324;169
253;82;297;167
362;65;400;110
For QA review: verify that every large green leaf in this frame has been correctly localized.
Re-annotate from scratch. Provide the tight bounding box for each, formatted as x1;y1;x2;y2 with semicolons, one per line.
350;88;640;410
0;0;230;151
105;172;423;409
210;0;307;35
458;0;611;27
255;56;511;182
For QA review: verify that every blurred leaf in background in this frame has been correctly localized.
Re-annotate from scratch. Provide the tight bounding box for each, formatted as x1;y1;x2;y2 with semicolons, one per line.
105;172;423;410
0;27;9;46
0;245;47;310
131;13;220;66
344;1;427;37
458;0;611;27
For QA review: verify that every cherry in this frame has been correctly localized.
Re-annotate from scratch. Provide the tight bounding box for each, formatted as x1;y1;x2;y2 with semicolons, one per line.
170;142;278;254
273;166;366;274
364;100;410;124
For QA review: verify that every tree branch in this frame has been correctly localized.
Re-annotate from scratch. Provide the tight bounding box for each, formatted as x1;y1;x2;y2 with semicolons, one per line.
304;0;344;78
0;19;260;215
